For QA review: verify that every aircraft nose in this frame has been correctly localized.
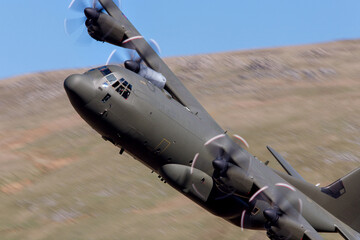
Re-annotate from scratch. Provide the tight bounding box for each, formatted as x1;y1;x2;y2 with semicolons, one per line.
64;74;96;107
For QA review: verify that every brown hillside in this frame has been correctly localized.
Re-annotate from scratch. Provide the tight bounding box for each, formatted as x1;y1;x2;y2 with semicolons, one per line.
1;40;360;240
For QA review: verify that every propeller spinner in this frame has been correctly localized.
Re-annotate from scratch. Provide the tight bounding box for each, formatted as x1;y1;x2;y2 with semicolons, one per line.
204;134;253;196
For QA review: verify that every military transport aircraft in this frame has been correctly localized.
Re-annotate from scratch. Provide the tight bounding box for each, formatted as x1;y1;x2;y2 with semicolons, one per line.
63;0;360;239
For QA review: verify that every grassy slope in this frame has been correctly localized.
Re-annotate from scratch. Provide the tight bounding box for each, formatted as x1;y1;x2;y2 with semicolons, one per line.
2;40;360;239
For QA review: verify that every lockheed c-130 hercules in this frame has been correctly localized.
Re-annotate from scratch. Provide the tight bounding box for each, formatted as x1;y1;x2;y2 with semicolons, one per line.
63;0;360;239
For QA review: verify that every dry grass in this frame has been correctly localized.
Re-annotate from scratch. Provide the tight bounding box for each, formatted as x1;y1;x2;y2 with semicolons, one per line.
2;39;360;239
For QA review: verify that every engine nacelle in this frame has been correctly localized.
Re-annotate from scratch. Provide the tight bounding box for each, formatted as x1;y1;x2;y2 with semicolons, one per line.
160;164;213;202
124;60;166;89
138;64;166;89
215;163;254;196
265;214;308;240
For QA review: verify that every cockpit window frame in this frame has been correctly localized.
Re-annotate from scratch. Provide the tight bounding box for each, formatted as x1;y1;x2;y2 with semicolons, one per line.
114;78;133;100
99;71;133;100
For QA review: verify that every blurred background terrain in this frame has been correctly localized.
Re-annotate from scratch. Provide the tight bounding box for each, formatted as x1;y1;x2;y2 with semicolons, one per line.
1;39;360;239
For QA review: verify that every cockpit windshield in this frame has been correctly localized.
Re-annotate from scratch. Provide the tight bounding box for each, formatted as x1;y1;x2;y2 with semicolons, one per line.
106;74;117;84
88;66;133;100
99;71;133;100
114;78;132;99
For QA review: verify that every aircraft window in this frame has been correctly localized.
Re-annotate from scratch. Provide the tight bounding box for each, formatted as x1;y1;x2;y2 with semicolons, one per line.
112;81;120;88
106;74;117;83
102;93;111;103
115;81;133;100
123;89;130;99
98;66;112;76
116;85;125;95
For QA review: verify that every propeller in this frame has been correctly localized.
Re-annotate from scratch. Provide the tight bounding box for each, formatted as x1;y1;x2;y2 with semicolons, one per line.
204;135;323;240
105;38;167;88
65;0;100;36
249;183;308;240
205;134;251;174
106;39;162;77
202;134;253;196
64;0;121;41
68;0;103;12
263;184;303;222
106;49;140;65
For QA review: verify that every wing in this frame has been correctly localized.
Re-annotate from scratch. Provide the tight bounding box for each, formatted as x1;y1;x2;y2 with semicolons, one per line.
98;0;223;133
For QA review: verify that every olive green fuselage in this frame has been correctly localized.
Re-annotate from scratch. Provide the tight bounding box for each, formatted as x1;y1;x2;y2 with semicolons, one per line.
65;64;356;235
62;0;360;237
65;65;259;226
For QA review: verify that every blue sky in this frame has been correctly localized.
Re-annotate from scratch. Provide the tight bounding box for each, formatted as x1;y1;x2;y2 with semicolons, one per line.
1;0;360;79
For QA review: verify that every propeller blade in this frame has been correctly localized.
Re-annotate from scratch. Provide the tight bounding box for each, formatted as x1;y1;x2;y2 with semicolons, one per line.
205;134;228;157
204;134;255;197
76;27;93;45
233;134;249;148
106;49;117;65
68;0;90;12
64;16;87;35
92;0;104;11
129;49;141;63
222;163;254;195
65;0;106;44
205;133;252;174
149;39;161;55
69;0;104;13
230;148;251;173
105;49;140;65
273;183;303;218
247;183;309;240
